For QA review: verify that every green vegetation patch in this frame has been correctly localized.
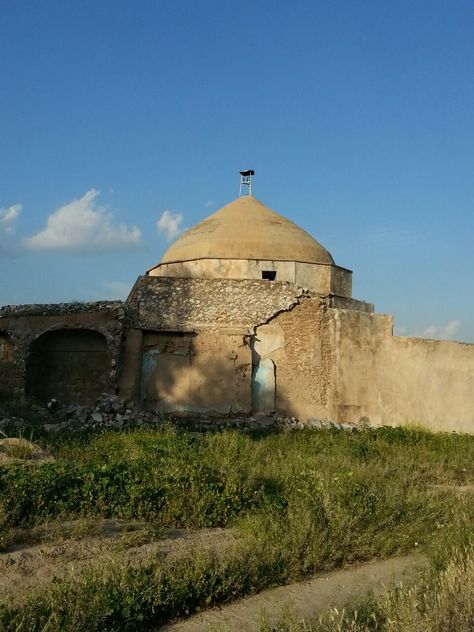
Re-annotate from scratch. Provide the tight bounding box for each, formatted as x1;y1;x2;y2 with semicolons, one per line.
0;425;473;630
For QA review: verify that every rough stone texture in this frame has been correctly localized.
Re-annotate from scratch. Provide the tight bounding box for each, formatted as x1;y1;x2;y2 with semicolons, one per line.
328;294;374;313
128;276;304;331
0;332;16;394
0;393;360;435
0;301;123;316
2;274;474;434
0;301;126;402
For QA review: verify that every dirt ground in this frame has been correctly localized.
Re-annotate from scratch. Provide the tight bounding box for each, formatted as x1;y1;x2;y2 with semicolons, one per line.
0;519;234;605
0;483;469;624
163;554;428;632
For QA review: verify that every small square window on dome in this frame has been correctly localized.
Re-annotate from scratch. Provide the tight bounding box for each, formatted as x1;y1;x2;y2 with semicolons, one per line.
262;271;277;281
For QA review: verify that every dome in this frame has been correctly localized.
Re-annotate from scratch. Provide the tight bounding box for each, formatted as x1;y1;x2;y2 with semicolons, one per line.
160;196;334;265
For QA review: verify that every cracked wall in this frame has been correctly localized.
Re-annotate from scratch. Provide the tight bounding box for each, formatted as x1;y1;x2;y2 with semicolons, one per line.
140;330;252;415
126;276;306;414
127;277;303;331
253;297;332;419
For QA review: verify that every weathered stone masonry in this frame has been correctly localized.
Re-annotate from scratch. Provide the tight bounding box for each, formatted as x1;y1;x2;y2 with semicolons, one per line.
0;302;126;404
2;191;474;433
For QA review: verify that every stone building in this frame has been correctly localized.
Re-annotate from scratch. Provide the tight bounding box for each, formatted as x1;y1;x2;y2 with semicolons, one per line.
1;189;474;433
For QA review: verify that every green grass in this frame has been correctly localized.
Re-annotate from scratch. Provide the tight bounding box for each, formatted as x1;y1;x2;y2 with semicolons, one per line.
0;425;473;630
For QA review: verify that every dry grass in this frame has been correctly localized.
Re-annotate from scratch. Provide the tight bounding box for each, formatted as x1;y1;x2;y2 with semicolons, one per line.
0;425;473;630
264;545;474;632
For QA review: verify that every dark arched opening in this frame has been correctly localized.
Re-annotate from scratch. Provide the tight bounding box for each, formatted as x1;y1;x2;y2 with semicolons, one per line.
26;329;110;405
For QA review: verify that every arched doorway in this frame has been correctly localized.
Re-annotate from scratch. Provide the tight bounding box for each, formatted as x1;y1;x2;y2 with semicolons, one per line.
26;329;110;405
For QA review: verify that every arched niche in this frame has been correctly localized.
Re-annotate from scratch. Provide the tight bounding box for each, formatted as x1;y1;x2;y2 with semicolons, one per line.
26;329;110;405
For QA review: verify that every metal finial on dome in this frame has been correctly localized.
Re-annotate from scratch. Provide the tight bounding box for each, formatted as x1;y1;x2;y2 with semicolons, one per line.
239;169;254;197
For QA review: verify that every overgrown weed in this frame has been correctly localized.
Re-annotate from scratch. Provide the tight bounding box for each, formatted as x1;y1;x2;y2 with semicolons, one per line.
0;426;473;629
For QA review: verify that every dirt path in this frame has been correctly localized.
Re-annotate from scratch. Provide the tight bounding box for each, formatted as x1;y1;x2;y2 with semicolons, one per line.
163;554;428;632
0;520;236;604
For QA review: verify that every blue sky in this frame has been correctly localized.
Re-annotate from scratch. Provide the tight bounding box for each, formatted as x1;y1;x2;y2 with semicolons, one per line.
1;0;473;341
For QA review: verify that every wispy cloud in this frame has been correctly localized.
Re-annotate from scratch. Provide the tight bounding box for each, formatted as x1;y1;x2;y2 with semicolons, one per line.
0;203;22;254
156;210;184;242
395;320;462;340
419;320;461;340
0;204;21;235
24;189;141;252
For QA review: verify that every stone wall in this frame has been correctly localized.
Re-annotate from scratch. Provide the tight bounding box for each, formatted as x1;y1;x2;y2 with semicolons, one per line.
125;277;307;411
0;301;126;402
128;276;304;331
26;329;111;405
327;307;474;433
3;278;473;434
0;332;16;395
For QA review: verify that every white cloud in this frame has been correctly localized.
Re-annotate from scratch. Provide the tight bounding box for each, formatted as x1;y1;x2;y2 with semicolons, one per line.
420;320;461;340
0;204;21;235
396;320;462;340
156;210;184;242
102;281;131;300
24;189;141;252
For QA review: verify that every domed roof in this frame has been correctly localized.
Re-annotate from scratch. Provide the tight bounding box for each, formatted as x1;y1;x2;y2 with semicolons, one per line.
160;196;334;265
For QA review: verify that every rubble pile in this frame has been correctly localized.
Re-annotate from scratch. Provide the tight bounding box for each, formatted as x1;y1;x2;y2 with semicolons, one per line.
0;393;361;435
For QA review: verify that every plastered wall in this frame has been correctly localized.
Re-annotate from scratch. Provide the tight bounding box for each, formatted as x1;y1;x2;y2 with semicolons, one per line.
328;308;474;433
148;259;352;296
2;277;473;434
140;330;251;415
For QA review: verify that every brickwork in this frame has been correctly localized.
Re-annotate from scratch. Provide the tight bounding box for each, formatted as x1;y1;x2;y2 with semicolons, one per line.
253;297;332;419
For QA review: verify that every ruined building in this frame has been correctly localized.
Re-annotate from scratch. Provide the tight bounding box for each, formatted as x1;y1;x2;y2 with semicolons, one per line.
1;180;474;433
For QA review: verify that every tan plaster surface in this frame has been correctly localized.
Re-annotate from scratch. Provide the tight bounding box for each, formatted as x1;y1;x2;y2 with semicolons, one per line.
157;196;334;266
328;308;474;433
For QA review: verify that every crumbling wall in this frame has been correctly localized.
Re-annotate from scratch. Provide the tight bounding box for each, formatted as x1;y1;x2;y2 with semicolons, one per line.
127;277;304;331
0;301;125;402
127;277;306;412
328;307;474;433
140;330;251;415
148;260;353;297
253;298;332;419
